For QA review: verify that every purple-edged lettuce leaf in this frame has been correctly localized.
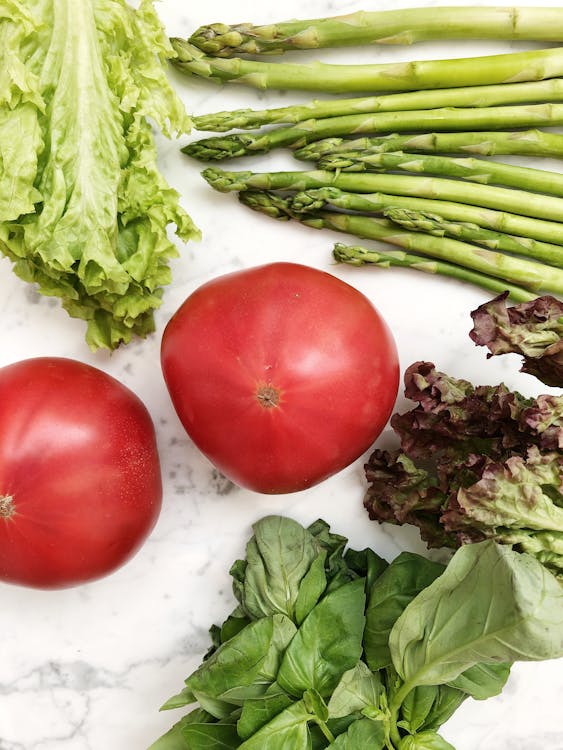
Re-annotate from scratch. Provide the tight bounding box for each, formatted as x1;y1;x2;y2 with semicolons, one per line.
469;292;563;388
364;363;563;578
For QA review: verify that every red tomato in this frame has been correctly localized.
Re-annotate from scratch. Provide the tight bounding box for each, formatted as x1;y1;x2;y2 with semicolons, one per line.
0;357;162;589
161;262;399;494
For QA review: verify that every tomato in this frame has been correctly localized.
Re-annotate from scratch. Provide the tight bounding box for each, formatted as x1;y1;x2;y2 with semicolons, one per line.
161;262;399;494
0;357;162;589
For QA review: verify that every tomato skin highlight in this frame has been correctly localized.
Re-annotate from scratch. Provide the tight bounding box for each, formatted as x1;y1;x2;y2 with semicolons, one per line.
161;262;399;494
0;357;162;589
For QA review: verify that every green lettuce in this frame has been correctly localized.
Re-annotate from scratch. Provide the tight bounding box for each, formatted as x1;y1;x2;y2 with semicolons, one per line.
0;0;199;349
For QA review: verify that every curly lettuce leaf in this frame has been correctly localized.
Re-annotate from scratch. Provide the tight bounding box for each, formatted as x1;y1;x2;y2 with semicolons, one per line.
364;363;563;577
470;291;563;388
0;0;199;350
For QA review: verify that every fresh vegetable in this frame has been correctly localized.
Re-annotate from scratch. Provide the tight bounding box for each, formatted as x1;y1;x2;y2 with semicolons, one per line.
0;0;199;351
332;245;539;303
469;292;563;388
293;130;563;162
235;189;557;301
380;208;563;268
201;167;563;227
364;354;563;579
171;40;563;94
148;515;563;750
199;167;563;299
188;7;563;56
287;186;563;249
160;262;399;494
0;357;162;589
313;150;563;199
192;80;563;132
184;104;563;161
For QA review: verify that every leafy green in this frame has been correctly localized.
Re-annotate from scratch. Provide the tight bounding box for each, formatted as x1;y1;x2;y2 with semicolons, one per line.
470;291;563;388
447;662;511;700
390;541;563;693
277;578;366;698
150;516;563;750
182;721;240;749
328;717;386;749
235;516;325;623
237;687;293;740
364;552;445;671
186;614;296;715
237;700;312;750
327;661;381;719
398;730;456;750
0;0;199;350
365;359;563;579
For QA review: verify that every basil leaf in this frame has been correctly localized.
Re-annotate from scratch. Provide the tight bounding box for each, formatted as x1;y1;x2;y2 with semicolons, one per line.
237;700;312;750
448;661;511;700
182;722;240;749
398;730;456;749
148;708;214;749
365;553;445;671
277;578;366;698
237;687;293;740
294;551;328;625
399;685;439;734
327;661;382;719
308;519;353;592
240;516;322;622
419;685;466;732
390;541;563;690
344;547;389;591
328;718;386;749
160;686;197;711
186;614;296;713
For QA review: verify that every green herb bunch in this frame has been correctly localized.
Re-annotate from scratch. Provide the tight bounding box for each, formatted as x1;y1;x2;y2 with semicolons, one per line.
149;515;563;750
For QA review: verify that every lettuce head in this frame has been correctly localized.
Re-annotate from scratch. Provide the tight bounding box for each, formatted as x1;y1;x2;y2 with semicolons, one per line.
0;0;200;349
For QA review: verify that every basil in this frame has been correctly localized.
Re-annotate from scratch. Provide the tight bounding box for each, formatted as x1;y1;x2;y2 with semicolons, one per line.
149;516;563;750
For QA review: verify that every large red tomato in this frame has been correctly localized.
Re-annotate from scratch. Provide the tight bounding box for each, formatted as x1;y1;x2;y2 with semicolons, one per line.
0;357;162;589
161;262;399;494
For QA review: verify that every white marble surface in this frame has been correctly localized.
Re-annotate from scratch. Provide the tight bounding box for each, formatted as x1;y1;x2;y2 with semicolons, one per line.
1;1;562;748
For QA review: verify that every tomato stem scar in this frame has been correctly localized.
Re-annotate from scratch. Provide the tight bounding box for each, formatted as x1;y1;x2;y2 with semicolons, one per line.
256;384;280;409
0;494;15;519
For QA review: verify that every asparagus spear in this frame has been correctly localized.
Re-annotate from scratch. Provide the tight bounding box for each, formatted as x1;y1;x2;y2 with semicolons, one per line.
194;78;563;132
184;103;563;160
237;190;563;294
382;207;563;266
294;130;563;161
289;186;563;247
316;150;563;198
201;167;563;224
332;244;537;303
171;40;563;94
188;7;563;56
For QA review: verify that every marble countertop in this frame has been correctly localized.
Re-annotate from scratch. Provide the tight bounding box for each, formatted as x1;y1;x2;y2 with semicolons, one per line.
1;1;562;748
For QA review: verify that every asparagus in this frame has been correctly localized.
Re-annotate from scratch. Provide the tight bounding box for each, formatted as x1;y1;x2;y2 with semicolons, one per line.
289;186;563;247
184;103;563;160
201;167;563;224
332;244;537;303
188;7;563;56
382;207;563;266
171;40;563;94
294;130;563;161
237;190;563;294
193;78;563;132
316;150;563;198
